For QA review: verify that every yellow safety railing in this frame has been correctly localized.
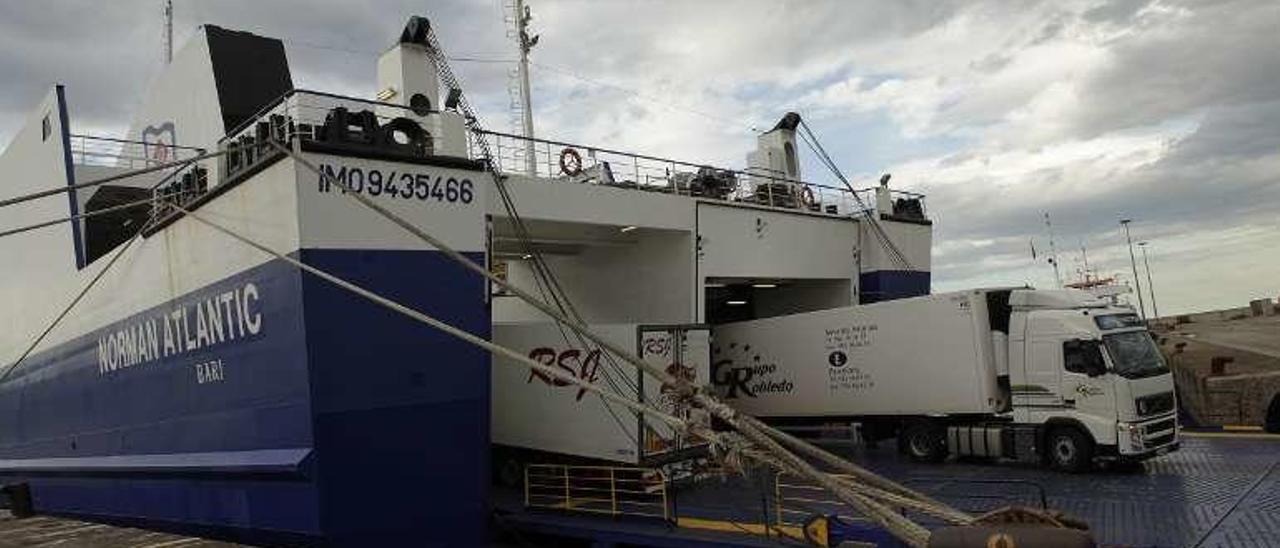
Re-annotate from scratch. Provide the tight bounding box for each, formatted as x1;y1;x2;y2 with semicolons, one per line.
524;464;670;521
775;472;879;547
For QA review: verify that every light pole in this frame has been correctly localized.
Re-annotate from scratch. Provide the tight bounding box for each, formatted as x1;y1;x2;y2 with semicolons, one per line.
1120;219;1147;321
1138;241;1159;322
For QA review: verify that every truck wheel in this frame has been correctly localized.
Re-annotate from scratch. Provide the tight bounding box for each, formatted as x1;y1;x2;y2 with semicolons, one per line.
1265;394;1280;434
899;421;947;463
1046;427;1093;473
496;455;524;488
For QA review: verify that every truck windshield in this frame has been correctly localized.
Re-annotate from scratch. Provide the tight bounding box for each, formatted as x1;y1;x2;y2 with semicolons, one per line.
1103;331;1168;378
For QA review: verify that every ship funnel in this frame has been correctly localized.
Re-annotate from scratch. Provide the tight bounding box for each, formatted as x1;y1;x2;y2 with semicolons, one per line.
378;17;441;122
376;17;467;157
747;112;802;182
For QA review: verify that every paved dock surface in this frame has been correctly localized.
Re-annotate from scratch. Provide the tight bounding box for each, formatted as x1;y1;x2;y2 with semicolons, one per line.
661;433;1280;548
0;513;236;548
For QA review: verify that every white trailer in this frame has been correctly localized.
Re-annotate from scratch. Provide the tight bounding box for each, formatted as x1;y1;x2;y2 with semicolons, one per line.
490;322;710;481
712;288;1180;471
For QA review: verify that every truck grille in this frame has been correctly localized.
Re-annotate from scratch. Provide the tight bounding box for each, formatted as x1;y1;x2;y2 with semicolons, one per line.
1147;432;1176;448
1137;392;1175;417
1145;418;1176;437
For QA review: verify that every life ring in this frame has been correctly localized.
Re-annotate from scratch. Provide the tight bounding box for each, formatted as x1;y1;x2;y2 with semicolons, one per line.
559;148;583;176
799;185;816;208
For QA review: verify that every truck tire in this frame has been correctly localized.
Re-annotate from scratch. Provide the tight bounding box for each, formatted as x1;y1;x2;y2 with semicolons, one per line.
496;455;524;488
899;421;947;463
1045;427;1093;473
1265;394;1280;434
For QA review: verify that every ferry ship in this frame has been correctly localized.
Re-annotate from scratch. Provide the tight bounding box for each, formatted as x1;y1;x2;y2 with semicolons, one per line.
1;14;1275;548
0;14;933;546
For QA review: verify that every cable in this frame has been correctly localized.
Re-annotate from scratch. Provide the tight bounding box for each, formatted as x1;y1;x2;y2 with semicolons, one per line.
421;35;646;443
0;233;141;382
0;149;225;211
274;137;950;546
174;161;941;544
796;119;914;271
171;200;687;431
0;186;193;241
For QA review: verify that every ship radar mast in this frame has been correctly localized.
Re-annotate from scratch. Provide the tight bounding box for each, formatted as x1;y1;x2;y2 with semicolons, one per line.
506;0;538;175
163;0;174;64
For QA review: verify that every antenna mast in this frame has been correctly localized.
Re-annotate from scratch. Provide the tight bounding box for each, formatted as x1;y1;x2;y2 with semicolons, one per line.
163;0;173;64
505;0;538;175
1080;242;1091;284
1044;212;1062;288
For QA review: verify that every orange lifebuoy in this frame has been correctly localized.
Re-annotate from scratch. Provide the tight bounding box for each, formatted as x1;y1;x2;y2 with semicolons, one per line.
559;147;583;176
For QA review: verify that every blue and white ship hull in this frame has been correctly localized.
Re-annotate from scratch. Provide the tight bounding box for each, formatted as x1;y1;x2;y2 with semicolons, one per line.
0;21;493;545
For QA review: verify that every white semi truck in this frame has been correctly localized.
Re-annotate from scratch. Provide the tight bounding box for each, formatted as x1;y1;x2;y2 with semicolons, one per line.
711;288;1179;471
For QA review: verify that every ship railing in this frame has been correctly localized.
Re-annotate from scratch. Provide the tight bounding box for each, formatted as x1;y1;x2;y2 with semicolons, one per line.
524;463;670;522
773;472;882;531
65;134;211;235
68;134;206;170
218;89;440;157
776;474;1048;522
473;129;926;218
213;89;446;190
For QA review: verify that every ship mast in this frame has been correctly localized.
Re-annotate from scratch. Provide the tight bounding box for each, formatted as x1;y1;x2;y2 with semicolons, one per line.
1044;212;1062;288
163;0;174;64
507;0;538;175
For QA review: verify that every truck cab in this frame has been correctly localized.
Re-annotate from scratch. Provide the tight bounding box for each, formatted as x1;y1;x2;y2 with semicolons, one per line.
1006;289;1179;470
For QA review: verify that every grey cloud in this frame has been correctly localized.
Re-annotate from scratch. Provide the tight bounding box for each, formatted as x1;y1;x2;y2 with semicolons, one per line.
0;0;512;142
1071;0;1280;138
925;100;1280;291
1082;0;1152;24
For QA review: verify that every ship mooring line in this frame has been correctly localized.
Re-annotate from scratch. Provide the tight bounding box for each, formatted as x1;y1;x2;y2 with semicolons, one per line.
0;233;141;383
169;202;689;432
0;149;228;211
0;188;186;241
271;139;960;545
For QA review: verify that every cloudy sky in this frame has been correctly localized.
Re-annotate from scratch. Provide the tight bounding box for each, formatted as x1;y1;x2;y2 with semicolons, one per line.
2;0;1277;316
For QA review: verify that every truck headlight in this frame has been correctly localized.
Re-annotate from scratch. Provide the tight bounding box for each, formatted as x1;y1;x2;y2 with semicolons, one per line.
1125;423;1143;450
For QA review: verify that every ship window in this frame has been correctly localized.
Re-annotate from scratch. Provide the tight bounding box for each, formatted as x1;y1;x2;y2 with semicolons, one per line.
42;115;51;141
784;141;797;177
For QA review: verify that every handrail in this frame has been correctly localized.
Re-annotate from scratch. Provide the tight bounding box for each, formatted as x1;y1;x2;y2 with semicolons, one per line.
477;128;926;199
68;134;206;154
524;463;670;522
219;87;441;145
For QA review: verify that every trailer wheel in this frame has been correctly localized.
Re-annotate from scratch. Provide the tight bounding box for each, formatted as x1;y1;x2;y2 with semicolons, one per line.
899;421;947;463
1046;427;1093;473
